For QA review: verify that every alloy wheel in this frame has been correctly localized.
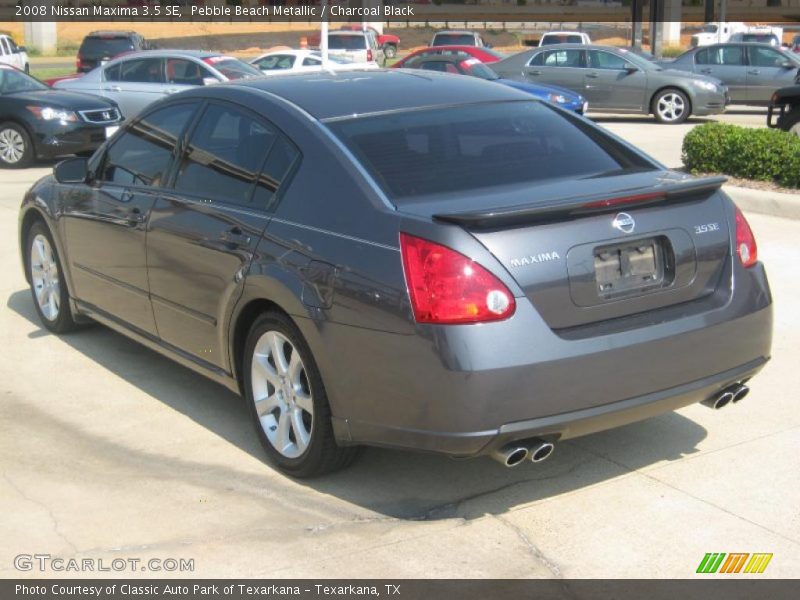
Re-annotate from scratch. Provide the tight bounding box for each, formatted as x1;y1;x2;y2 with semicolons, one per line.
30;234;61;321
0;127;25;164
250;330;314;459
656;92;686;123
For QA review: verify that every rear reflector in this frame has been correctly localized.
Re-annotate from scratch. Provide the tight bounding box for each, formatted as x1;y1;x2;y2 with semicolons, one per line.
399;233;515;324
735;206;758;268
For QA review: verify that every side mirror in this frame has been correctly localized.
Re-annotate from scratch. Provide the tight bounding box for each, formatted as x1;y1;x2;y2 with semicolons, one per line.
625;65;640;74
17;46;26;53
202;77;220;86
54;157;90;184
780;61;795;69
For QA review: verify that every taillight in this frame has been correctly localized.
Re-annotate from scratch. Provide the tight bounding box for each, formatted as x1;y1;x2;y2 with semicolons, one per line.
367;49;373;62
735;206;758;268
399;233;516;324
76;58;83;70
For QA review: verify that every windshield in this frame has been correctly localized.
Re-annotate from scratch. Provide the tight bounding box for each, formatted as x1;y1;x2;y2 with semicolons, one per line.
433;34;476;47
541;34;584;45
741;34;777;44
328;101;651;202
204;57;261;80
466;61;499;80
79;37;135;58
0;68;48;94
328;35;366;51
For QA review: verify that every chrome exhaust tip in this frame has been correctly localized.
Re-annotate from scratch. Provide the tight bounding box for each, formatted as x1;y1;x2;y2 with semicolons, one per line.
732;384;750;403
529;440;555;463
491;445;529;468
702;389;735;410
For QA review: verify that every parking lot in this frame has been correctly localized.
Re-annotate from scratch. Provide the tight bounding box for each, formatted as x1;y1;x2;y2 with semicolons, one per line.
1;111;798;579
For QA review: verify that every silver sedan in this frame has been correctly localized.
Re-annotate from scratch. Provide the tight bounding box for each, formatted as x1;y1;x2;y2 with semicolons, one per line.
54;50;262;119
492;44;728;123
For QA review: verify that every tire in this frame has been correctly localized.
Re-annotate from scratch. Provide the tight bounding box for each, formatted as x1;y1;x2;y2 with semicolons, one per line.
777;107;800;137
26;221;78;334
0;121;34;168
383;44;397;59
652;88;691;124
243;311;361;477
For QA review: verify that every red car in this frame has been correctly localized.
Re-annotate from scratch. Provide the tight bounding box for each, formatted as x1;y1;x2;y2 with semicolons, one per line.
339;25;400;59
392;45;506;69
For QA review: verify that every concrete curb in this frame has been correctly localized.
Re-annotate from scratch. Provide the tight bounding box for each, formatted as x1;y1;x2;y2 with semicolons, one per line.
724;184;800;221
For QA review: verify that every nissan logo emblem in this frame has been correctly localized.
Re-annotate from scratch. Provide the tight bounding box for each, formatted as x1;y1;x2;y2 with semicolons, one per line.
612;212;635;234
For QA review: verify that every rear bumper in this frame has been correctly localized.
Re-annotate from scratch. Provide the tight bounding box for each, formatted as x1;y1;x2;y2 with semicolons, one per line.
320;259;772;457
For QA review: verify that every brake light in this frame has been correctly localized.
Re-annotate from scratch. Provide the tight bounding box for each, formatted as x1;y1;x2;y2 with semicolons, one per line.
399;233;515;324
735;206;758;268
76;58;83;70
583;191;665;209
367;49;373;62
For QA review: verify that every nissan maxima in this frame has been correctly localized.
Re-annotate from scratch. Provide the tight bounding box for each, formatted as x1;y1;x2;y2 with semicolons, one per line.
0;64;121;168
19;70;772;477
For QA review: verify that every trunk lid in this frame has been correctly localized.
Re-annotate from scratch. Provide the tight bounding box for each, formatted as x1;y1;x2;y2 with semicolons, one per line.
402;171;731;331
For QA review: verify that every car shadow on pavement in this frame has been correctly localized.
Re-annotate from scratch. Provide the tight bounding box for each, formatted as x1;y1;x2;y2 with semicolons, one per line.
7;289;708;521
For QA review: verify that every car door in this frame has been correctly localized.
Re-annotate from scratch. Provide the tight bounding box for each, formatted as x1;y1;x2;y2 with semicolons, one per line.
147;101;299;368
584;49;647;110
523;49;586;95
693;45;747;102
60;102;198;335
101;57;166;119
746;46;799;103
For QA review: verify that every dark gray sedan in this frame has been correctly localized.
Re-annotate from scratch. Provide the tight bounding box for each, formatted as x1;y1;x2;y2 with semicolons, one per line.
492;44;728;123
659;43;800;104
19;70;771;476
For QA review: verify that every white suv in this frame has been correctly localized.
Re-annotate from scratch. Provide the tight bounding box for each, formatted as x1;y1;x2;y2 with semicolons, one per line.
0;35;29;73
539;31;592;47
326;31;384;66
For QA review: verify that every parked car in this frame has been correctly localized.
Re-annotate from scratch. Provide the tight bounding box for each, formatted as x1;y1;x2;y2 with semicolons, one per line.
19;70;771;477
0;34;29;73
790;34;800;54
402;55;587;113
730;31;781;48
539;31;592;46
0;64;121;168
392;45;506;68
492;44;728;123
54;50;262;119
324;31;384;66
431;30;488;48
339;25;400;59
250;50;376;75
690;22;748;47
77;31;153;73
661;43;800;104
767;84;800;135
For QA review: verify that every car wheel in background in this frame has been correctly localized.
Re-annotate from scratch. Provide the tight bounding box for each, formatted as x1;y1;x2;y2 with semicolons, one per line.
777;108;800;136
26;221;78;333
384;44;397;59
652;88;690;124
0;122;34;168
244;311;361;478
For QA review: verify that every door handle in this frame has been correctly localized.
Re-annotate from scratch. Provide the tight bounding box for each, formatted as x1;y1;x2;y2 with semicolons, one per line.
586;72;599;79
163;88;180;94
108;85;122;92
528;70;541;76
220;226;251;246
700;68;712;74
747;69;760;75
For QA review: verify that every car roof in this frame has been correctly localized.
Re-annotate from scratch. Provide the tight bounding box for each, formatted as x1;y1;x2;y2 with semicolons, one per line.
225;69;524;121
434;30;476;35
542;31;586;35
108;49;225;60
86;31;139;38
329;31;366;37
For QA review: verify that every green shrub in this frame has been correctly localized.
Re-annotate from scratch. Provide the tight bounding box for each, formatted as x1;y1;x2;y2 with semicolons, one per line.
661;46;686;58
682;122;800;188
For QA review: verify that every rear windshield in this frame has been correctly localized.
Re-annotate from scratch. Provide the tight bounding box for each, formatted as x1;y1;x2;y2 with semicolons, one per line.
328;101;652;202
433;34;476;46
541;34;584;45
79;37;135;58
328;35;366;50
204;57;261;80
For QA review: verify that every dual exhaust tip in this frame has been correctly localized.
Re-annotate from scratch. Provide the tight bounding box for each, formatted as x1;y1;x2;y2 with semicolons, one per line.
492;439;555;468
701;382;750;410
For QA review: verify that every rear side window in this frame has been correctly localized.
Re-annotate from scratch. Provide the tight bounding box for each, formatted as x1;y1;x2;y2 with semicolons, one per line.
328;101;651;202
203;57;261;80
173;104;276;206
105;58;164;83
99;103;196;187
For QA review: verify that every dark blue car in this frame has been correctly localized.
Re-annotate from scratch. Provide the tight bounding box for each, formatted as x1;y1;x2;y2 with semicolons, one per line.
402;55;588;113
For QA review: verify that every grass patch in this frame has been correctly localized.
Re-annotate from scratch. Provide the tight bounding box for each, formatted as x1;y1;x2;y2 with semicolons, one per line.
31;67;75;81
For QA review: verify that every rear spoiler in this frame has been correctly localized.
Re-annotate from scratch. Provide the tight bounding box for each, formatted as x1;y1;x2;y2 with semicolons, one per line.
432;175;727;229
